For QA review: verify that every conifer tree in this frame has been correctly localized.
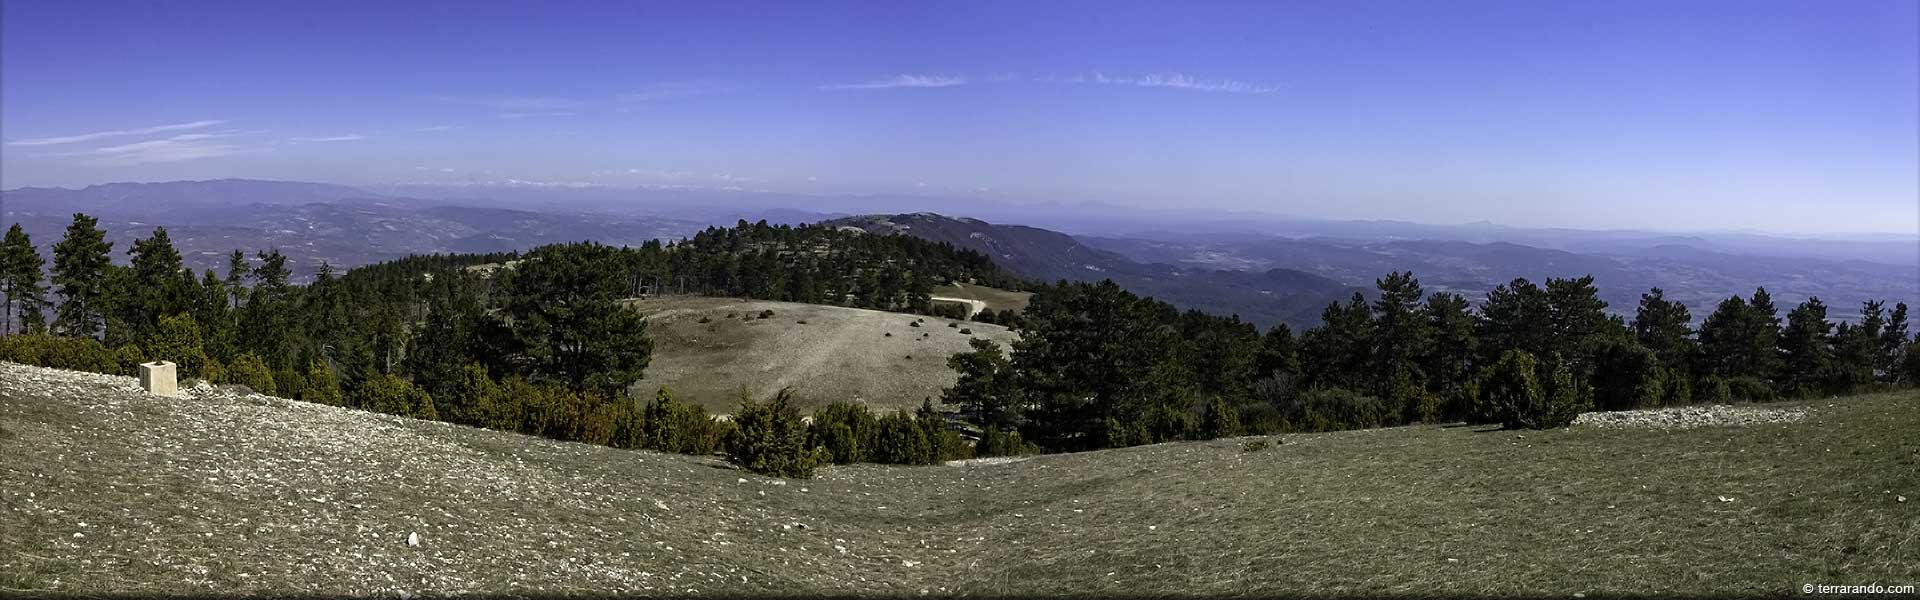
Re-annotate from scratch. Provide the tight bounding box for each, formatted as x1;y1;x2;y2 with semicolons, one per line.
0;224;49;335
1421;292;1478;419
943;338;1019;429
1301;292;1374;391
50;213;113;338
122;227;194;346
1632;287;1694;371
1778;297;1833;397
503;242;653;394
1370;271;1431;409
1477;278;1552;363
1254;323;1300;380
1883;303;1910;381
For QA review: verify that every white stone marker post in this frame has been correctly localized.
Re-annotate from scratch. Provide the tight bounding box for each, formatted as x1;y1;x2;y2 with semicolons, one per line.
139;361;177;397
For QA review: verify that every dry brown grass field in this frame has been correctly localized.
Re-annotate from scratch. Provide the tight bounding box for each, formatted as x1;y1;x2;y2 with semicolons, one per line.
621;297;1017;414
3;361;1915;597
929;283;1033;315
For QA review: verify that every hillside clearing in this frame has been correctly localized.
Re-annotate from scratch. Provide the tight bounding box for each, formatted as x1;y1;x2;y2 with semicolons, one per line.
621;297;1016;413
2;361;1915;596
928;282;1032;314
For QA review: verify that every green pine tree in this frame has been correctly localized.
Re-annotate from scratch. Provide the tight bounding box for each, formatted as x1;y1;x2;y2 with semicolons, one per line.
50;213;114;338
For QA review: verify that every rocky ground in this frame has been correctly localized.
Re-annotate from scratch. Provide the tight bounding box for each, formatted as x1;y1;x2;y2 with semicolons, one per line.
1574;404;1810;430
3;361;1914;597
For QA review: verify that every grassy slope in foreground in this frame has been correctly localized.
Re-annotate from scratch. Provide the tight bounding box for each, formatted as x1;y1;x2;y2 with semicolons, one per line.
623;297;1016;413
1;361;1915;597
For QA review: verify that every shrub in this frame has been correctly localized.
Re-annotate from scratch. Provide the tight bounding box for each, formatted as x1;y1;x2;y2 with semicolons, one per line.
725;313;737;319
300;360;344;406
1279;387;1388;432
809;402;879;464
974;426;1038;457
201;358;228;385
758;309;775;319
1478;350;1586;430
1726;376;1777;403
272;368;306;400
959;328;972;335
644;388;723;455
1591;340;1666;411
144;313;211;379
884;332;893;337
358;374;439;420
909;321;921;328
1242;439;1272;452
112;345;145;376
1661;369;1691;406
1201;398;1243;439
726;389;825;478
1697;375;1733;404
948;322;959;328
796;319;808;325
0;334;120;374
226;352;277;395
698;315;712;324
871;411;935;465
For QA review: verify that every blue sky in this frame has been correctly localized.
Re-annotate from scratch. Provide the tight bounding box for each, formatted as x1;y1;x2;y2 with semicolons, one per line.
3;0;1915;234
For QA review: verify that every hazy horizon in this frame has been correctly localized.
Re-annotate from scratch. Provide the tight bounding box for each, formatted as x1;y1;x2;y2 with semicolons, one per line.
4;1;1917;235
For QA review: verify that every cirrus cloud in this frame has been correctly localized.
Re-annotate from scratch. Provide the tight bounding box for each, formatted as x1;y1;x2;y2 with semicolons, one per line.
7;119;227;146
820;74;967;90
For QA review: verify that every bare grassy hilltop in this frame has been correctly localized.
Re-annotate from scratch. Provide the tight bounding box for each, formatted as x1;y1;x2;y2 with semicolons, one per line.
2;361;1915;597
622;297;1018;413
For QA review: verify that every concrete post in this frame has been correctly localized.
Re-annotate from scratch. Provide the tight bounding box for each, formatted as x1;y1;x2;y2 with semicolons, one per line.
139;361;177;397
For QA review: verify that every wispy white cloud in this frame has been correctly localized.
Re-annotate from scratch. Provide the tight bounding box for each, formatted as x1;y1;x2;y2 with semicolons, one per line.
496;112;578;119
410;125;454;133
820;74;967;90
435;95;583;111
618;81;731;103
8;119;227;146
1075;72;1280;94
37;133;267;166
289;134;367;142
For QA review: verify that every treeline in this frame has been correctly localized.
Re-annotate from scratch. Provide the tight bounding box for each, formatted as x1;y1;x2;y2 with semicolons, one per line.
8;212;1918;477
943;274;1920;451
0;215;1022;473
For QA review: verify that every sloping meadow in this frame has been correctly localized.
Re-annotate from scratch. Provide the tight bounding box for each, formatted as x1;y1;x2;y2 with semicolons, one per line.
1;361;1914;596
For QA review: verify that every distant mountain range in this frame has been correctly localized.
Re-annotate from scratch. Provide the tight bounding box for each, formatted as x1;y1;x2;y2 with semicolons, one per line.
824;213;1362;328
1081;234;1920;324
3;179;1913;327
0;179;704;279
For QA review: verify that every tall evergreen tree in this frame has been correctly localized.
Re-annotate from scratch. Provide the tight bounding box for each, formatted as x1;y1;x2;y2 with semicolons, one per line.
1544;275;1618;371
1421;292;1478;419
123;227;194;346
943;338;1019;429
1300;292;1374;392
224;249;250;308
502;242;654;394
50;213;114;338
1747;287;1784;379
1777;297;1833;396
1477;278;1552;363
1632;287;1694;371
0;224;49;335
1010;279;1179;450
1882;302;1910;381
1370;272;1431;412
1254;323;1300;381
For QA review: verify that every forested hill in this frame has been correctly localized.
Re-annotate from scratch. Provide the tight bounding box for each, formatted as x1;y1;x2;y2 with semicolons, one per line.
0;215;1027;452
823;213;1356;328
